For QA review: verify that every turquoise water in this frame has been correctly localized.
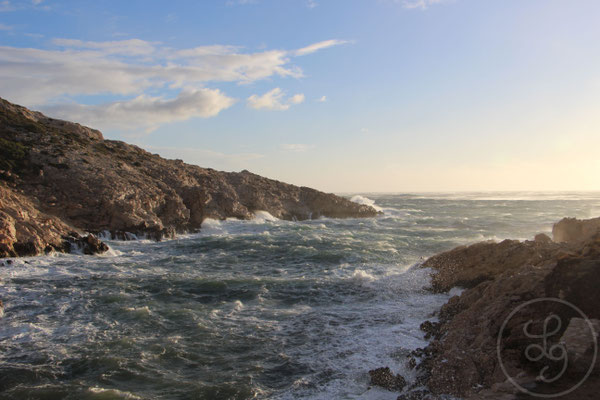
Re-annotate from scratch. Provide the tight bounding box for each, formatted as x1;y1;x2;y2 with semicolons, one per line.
1;193;599;399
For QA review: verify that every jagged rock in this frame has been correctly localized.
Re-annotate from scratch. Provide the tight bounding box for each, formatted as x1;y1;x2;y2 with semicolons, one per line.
0;184;97;257
422;238;564;292
80;234;109;255
416;229;600;398
553;217;600;244
368;367;407;391
419;320;441;340
0;97;379;257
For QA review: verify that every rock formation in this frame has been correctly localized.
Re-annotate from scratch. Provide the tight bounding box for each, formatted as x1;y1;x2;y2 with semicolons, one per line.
553;216;600;244
0;97;379;257
409;225;600;399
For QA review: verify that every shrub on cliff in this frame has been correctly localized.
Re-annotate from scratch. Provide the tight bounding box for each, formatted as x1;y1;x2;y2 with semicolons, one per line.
0;138;28;172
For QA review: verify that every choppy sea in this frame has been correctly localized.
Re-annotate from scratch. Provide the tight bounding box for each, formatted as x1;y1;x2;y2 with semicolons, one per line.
1;192;599;399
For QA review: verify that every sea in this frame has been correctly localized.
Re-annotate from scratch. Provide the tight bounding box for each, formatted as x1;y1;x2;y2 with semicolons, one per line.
1;192;599;400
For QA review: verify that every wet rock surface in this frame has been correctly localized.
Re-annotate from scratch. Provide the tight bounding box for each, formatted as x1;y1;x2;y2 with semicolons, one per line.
0;97;379;257
368;367;407;391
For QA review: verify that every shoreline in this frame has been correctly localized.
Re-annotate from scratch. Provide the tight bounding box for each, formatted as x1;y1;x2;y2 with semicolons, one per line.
0;97;380;259
369;216;600;399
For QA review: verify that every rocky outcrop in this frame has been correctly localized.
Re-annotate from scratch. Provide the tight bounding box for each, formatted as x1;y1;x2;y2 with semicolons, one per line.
421;238;565;292
411;227;600;399
0;184;106;257
553;216;600;244
0;97;379;257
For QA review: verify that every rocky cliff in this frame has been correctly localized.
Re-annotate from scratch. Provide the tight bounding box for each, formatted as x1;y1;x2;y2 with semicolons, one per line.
0;97;379;258
398;219;600;400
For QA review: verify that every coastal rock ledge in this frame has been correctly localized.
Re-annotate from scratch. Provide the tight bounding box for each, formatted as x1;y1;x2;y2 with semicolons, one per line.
0;97;379;258
402;218;600;400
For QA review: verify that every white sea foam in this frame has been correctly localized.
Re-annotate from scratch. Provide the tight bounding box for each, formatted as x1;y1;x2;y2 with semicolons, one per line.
88;387;142;399
350;195;383;212
253;210;279;222
2;193;597;399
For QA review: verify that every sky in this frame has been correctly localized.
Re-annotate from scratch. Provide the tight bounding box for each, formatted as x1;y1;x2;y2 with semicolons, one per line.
1;0;599;192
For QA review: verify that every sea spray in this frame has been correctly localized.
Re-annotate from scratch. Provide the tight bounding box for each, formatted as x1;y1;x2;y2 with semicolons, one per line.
0;193;598;399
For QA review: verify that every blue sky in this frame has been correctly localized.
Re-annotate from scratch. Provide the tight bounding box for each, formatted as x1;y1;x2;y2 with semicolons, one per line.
1;0;599;192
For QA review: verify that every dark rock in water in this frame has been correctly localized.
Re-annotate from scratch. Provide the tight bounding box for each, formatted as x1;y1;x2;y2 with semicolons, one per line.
0;97;380;258
368;367;407;391
419;320;440;340
81;234;109;255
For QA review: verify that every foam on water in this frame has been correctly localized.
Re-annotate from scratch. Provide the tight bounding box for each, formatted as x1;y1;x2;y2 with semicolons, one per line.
350;195;384;212
1;193;599;399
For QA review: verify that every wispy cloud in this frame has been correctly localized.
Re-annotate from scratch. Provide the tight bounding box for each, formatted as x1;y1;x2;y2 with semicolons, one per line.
40;89;236;133
400;0;448;10
295;39;348;56
0;38;340;104
0;23;13;30
307;0;318;9
247;88;304;111
317;95;327;102
280;143;314;152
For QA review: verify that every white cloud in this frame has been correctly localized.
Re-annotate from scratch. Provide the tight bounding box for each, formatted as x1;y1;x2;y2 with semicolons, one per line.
294;39;348;56
32;0;43;4
0;23;12;30
247;88;305;111
40;89;236;133
307;0;317;8
280;143;313;152
401;0;448;10
0;37;345;130
317;95;327;102
0;39;320;105
289;93;305;104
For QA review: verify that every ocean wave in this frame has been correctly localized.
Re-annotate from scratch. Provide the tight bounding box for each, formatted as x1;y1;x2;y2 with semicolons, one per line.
350;195;383;212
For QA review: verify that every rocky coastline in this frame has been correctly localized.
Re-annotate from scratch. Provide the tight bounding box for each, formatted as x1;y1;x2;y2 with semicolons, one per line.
368;216;600;399
0;97;379;258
